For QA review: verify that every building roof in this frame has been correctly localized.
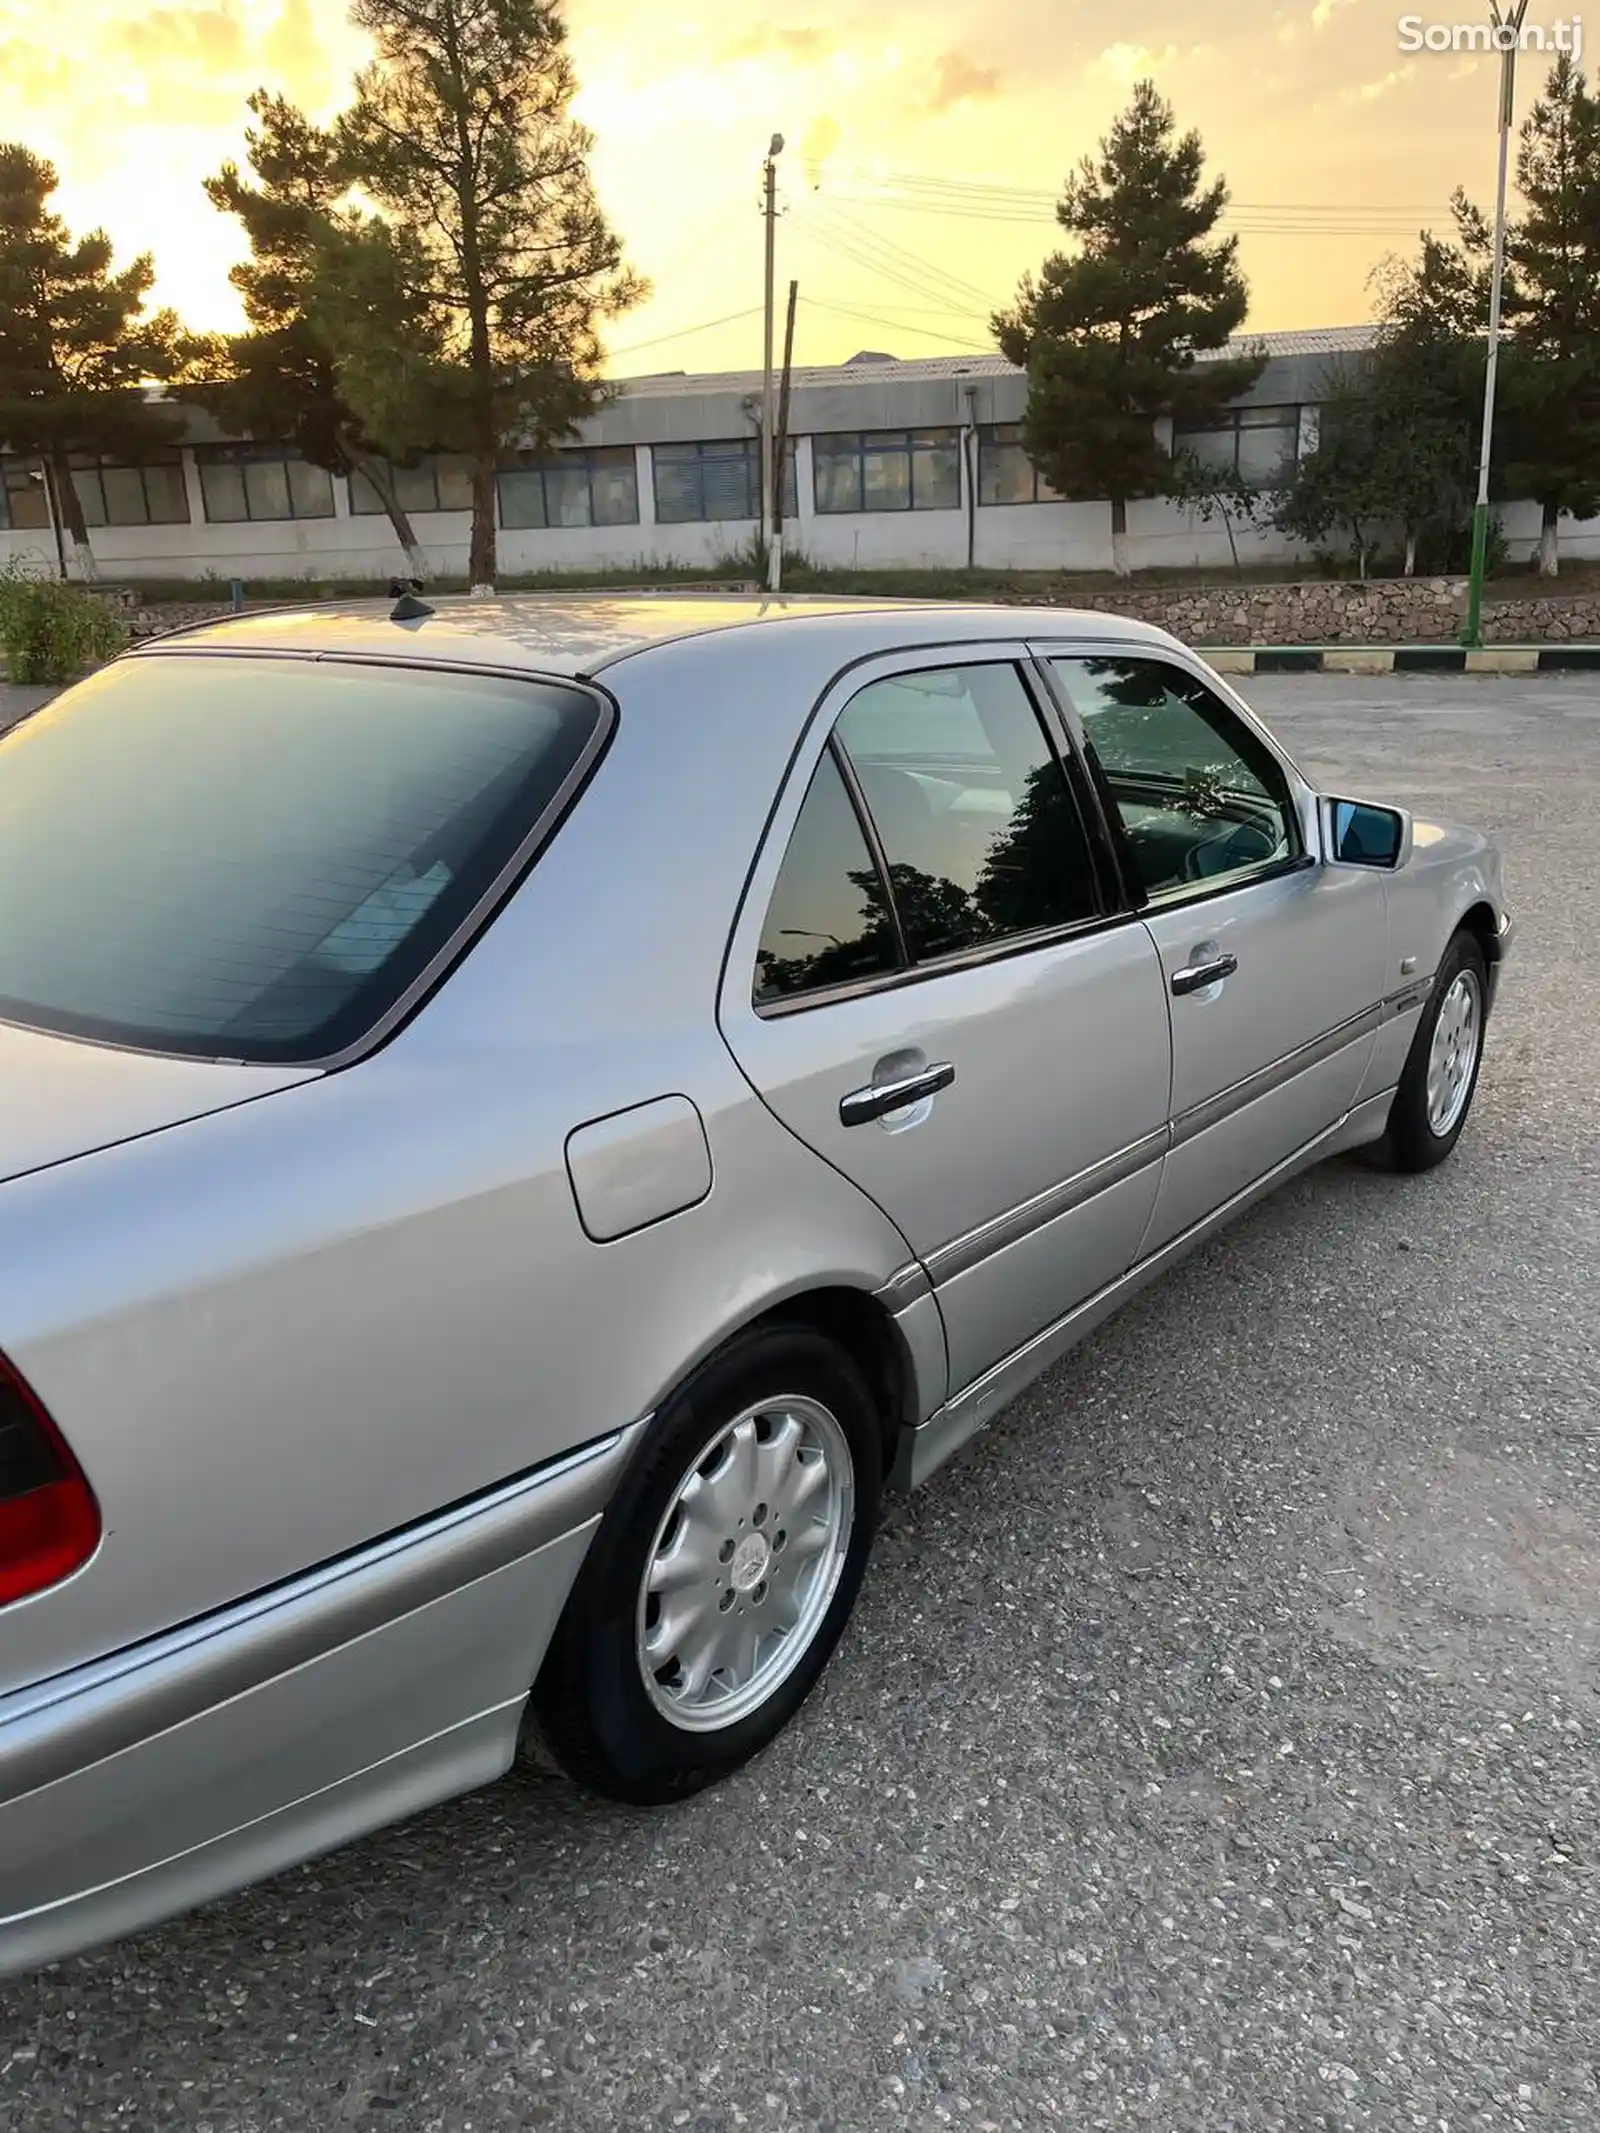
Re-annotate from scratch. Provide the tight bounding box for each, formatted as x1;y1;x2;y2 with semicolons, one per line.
121;323;1379;454
612;325;1381;399
134;590;1175;678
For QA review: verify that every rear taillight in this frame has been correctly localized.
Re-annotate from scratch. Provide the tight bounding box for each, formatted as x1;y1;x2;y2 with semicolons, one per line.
0;1351;100;1607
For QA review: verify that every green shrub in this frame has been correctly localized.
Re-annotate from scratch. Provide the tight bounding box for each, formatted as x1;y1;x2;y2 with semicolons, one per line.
0;564;129;684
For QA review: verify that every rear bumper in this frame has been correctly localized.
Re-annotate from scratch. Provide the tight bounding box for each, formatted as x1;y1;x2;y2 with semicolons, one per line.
0;1426;638;1978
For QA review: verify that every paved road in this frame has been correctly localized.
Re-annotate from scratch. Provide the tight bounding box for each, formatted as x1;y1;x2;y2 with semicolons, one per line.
2;675;1598;2132
0;685;58;737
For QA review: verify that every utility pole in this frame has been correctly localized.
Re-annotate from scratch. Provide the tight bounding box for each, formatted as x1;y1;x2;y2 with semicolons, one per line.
1465;0;1530;649
768;279;799;593
29;465;67;581
760;134;784;562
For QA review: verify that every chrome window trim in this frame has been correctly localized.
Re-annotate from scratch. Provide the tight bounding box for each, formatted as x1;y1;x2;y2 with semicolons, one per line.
751;906;1132;1020
718;630;1311;1037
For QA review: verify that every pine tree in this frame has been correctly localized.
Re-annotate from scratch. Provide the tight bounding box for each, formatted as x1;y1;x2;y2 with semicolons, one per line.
327;0;645;589
993;81;1263;576
200;93;431;580
1498;54;1600;575
0;145;187;578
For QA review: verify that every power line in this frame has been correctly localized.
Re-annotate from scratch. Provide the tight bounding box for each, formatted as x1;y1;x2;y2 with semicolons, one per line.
849;166;1447;215
828;188;1440;236
800;297;993;349
822;170;1445;237
793;201;994;318
607;306;764;360
812;199;996;307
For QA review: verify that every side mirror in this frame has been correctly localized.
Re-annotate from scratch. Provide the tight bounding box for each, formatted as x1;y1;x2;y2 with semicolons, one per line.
1321;797;1410;870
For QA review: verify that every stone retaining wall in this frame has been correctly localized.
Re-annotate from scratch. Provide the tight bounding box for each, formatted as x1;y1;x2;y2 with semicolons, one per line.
1063;577;1600;645
1032;576;1600;645
126;602;238;638
107;577;1600;647
1075;579;1472;645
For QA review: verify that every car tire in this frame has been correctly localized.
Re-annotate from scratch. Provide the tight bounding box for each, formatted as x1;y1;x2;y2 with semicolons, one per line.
526;1323;883;1805
1373;928;1489;1174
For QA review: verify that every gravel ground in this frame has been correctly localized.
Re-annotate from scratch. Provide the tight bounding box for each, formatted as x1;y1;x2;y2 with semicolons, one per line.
2;672;1598;2132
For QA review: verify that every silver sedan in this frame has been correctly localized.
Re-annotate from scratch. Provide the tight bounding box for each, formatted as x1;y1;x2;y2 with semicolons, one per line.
0;595;1511;1972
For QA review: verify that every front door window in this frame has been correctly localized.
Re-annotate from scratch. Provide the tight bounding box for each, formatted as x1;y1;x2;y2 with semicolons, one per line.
1051;657;1298;899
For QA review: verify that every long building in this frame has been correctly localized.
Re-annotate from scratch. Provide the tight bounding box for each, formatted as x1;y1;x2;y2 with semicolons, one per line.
1;324;1589;583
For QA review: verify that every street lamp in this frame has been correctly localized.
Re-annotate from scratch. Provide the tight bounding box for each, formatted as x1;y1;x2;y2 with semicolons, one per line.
1465;0;1531;649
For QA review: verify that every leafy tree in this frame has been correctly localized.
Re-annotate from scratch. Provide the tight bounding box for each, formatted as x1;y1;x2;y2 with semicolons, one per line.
199;92;431;579
1167;450;1276;573
1368;299;1480;575
1497;54;1600;575
1371;216;1494;562
0;145;188;579
993;80;1264;576
1273;221;1488;580
1272;369;1397;578
323;0;645;590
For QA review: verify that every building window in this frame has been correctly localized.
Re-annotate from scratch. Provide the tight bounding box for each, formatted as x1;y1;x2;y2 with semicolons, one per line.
1172;405;1301;486
976;425;1059;507
347;454;476;516
651;438;798;524
813;429;962;515
69;450;190;528
0;457;50;531
498;446;639;530
196;445;335;523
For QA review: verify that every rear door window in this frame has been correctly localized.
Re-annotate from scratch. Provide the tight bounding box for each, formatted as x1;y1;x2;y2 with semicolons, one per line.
835;662;1100;960
755;750;901;1005
0;653;605;1062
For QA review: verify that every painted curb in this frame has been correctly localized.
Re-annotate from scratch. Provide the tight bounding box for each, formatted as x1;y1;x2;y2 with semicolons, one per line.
1204;645;1600;675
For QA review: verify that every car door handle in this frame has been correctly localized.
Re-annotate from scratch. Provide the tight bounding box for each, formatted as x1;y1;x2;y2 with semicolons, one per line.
1171;954;1238;996
839;1062;956;1127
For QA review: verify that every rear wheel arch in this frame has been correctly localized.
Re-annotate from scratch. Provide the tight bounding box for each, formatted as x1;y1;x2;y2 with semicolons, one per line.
644;1284;920;1481
755;1285;919;1475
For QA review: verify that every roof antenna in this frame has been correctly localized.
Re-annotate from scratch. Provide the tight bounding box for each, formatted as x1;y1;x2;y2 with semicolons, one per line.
388;577;434;622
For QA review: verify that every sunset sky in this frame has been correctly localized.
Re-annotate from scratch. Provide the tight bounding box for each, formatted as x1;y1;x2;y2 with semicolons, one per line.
0;0;1569;376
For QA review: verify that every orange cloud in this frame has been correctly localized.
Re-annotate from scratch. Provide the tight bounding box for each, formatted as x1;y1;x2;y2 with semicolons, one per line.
926;51;1001;112
117;5;246;69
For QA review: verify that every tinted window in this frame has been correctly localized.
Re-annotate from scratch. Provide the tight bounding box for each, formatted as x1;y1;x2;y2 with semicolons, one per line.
811;430;962;514
0;656;604;1062
837;664;1098;962
1052;656;1296;898
498;447;640;530
755;750;899;1005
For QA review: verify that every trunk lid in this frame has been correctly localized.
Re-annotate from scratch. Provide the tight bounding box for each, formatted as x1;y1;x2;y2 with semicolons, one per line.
0;1020;316;1189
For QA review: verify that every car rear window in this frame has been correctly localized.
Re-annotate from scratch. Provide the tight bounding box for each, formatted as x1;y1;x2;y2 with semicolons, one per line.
0;652;605;1063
